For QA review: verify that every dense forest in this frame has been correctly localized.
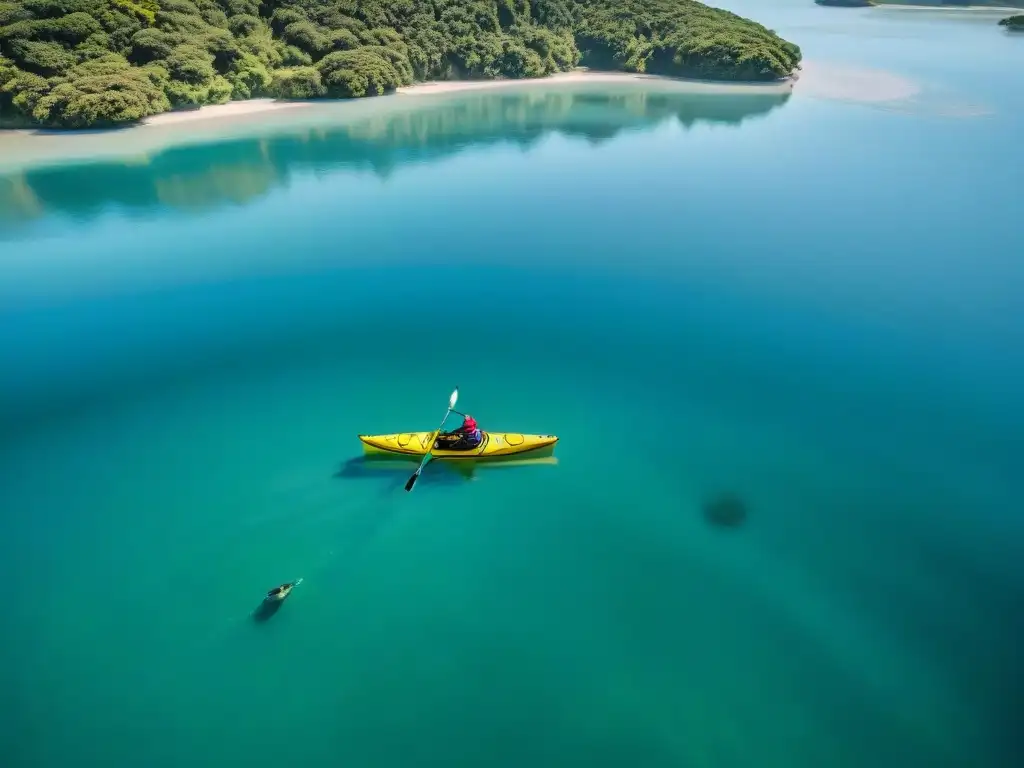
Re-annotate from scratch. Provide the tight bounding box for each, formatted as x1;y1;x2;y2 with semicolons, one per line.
0;0;802;128
1000;14;1024;29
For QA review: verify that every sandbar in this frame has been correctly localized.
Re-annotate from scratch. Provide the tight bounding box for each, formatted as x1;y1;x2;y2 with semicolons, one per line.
794;60;920;103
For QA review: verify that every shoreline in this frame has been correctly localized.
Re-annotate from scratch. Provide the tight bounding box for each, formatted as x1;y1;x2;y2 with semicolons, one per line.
0;69;797;174
135;70;795;128
874;3;1022;10
7;70;796;135
141;98;310;127
395;69;796;97
0;62;924;175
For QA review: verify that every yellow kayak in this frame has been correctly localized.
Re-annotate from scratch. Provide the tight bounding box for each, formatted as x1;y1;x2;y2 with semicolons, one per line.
359;431;558;461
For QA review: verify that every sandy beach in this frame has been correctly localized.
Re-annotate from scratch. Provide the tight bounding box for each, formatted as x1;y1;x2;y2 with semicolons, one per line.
131;70;795;129
141;98;310;127
395;69;796;96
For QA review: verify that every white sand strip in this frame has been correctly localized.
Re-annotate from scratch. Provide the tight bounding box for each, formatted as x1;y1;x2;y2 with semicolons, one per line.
397;70;796;96
141;98;310;126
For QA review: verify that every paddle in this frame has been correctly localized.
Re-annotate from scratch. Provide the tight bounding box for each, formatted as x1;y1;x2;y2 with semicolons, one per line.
404;386;459;492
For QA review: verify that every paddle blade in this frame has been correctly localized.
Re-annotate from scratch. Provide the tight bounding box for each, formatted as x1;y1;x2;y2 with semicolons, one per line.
404;470;420;492
449;387;459;409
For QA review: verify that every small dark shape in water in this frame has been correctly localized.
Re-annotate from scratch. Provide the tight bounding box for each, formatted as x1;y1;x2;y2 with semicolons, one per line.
252;581;299;623
703;493;747;529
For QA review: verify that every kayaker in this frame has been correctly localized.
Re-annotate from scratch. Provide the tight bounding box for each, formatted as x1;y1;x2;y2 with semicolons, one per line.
450;413;482;446
253;578;302;623
265;582;295;602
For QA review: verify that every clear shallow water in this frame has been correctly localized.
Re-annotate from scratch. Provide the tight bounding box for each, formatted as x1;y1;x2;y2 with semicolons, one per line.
1;3;1023;767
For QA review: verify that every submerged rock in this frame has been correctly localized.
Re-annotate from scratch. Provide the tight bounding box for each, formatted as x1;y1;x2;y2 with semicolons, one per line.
703;493;748;529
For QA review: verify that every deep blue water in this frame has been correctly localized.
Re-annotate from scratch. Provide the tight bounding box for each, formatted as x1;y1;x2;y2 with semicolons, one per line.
1;3;1022;767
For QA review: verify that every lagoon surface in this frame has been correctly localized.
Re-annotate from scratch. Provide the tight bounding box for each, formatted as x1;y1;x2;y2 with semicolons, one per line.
2;2;1023;767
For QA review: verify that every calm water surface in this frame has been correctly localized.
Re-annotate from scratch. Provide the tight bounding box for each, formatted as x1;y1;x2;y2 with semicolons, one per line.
1;3;1022;767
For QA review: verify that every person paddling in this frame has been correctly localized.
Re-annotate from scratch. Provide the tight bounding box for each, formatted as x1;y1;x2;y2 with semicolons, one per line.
264;578;302;603
453;413;482;446
437;412;482;449
253;578;303;622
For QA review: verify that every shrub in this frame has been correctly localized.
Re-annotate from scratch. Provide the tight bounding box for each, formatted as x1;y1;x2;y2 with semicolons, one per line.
165;43;214;84
270;64;323;98
31;53;170;126
128;27;175;64
227;13;262;37
226;49;270;98
8;37;75;75
317;47;404;97
281;19;331;56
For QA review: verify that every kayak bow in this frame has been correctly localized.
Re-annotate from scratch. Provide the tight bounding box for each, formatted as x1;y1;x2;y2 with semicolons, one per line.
359;431;558;461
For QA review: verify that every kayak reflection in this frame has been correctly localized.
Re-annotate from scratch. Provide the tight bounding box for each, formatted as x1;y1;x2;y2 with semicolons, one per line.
334;455;473;489
334;454;558;487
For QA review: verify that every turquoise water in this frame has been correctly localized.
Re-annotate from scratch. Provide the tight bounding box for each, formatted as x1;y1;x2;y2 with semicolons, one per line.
2;4;1022;767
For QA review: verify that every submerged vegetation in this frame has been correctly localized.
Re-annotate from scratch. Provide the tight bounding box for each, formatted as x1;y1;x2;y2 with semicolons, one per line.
0;0;801;128
702;492;747;529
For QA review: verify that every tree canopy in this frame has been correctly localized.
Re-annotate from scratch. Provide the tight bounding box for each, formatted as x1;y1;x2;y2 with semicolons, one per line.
0;0;802;128
999;14;1024;30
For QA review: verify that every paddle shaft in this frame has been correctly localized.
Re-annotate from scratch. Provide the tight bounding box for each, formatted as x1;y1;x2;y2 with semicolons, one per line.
405;405;454;492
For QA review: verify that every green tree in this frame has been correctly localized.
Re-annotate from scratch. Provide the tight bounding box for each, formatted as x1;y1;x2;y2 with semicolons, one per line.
8;37;75;75
30;53;170;126
270;65;323;98
0;0;802;127
317;47;406;97
165;42;214;83
226;49;269;97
